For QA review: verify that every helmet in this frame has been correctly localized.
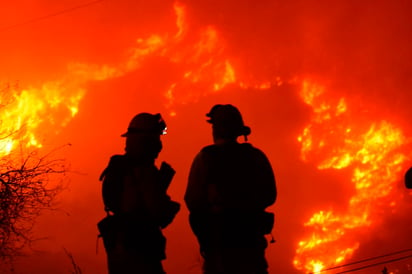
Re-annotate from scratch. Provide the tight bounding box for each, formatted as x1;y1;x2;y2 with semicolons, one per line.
121;113;167;137
206;104;251;140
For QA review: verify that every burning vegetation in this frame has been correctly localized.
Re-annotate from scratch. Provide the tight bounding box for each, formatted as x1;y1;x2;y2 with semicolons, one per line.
0;84;72;263
294;80;412;272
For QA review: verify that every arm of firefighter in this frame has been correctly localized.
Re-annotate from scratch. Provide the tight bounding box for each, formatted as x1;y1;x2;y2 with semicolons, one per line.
184;152;209;213
254;149;277;208
142;167;167;212
141;166;179;227
158;161;175;190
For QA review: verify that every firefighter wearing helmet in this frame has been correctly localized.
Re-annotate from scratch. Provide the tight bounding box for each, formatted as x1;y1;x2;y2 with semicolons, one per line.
185;104;277;274
121;113;167;161
98;113;180;274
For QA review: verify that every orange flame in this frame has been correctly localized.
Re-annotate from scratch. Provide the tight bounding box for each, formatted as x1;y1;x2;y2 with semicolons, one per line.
66;2;285;116
1;1;285;158
0;82;84;157
294;80;411;273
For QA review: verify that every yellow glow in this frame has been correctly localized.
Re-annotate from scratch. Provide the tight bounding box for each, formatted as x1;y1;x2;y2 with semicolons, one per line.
0;83;84;157
309;260;324;273
174;2;187;39
293;79;410;272
336;98;347;114
259;82;272;89
213;61;236;91
0;138;13;156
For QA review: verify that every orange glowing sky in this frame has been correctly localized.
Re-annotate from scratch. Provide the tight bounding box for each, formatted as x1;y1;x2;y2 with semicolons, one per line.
1;1;412;273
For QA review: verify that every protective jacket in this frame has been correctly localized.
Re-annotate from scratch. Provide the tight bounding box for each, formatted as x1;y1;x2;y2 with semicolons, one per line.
185;142;277;251
98;154;179;261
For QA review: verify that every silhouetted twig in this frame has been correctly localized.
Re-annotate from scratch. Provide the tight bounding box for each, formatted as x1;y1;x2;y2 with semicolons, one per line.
63;247;82;274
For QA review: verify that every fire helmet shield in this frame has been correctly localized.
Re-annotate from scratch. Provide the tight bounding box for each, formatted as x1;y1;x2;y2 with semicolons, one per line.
121;113;167;137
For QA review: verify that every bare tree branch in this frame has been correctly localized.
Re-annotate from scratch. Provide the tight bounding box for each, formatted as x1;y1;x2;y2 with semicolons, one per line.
63;247;83;274
0;82;68;267
0;149;66;261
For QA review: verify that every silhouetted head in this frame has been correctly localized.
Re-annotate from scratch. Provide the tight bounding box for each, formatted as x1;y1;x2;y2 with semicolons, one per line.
122;113;166;161
206;104;251;143
405;167;412;189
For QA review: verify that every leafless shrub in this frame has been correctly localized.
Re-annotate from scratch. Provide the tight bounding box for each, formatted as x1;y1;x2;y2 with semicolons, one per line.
0;149;66;261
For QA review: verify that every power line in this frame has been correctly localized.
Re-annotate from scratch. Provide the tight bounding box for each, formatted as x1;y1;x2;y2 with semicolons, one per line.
336;254;412;273
0;0;106;32
309;248;412;274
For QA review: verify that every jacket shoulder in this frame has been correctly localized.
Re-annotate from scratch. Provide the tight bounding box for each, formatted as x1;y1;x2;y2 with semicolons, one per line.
99;154;127;181
108;154;127;165
200;144;218;153
241;143;266;155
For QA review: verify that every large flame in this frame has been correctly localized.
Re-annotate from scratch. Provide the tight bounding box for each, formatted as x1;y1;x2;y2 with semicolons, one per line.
68;2;281;117
0;82;84;157
68;2;237;111
3;2;411;273
293;80;411;273
0;2;279;157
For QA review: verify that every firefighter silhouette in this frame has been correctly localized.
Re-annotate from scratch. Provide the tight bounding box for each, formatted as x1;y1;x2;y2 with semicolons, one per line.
98;113;180;274
185;104;277;274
